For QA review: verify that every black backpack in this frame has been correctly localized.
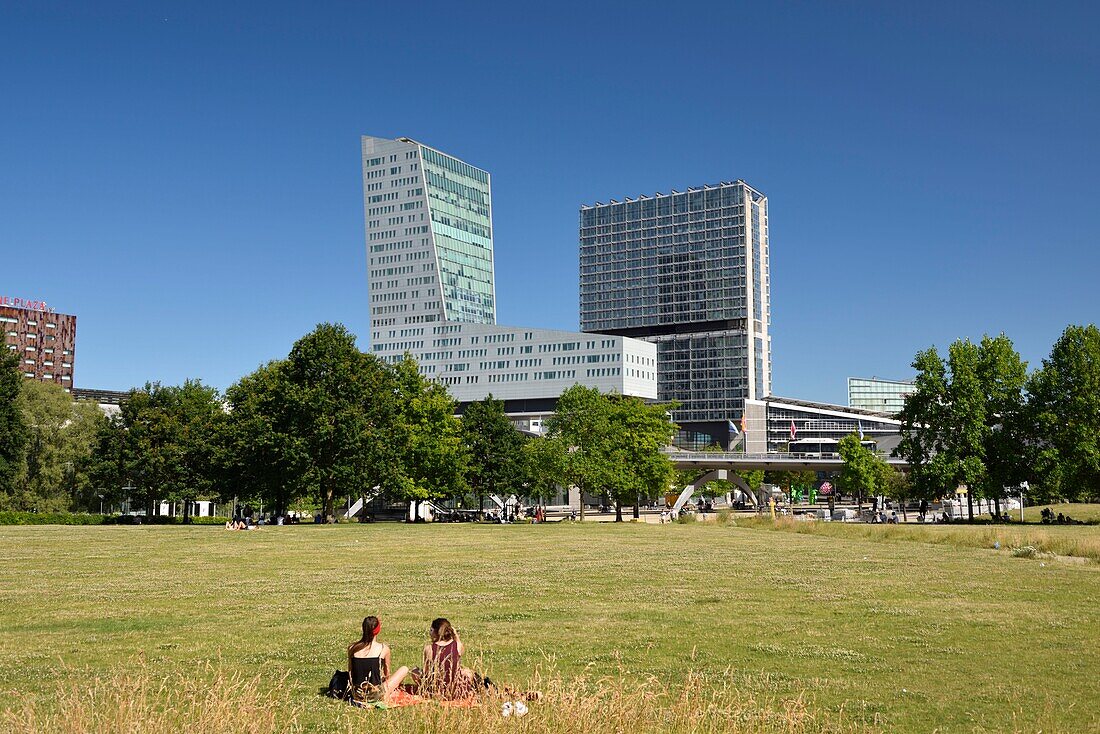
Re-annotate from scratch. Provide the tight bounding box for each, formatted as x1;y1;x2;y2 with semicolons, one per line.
327;670;350;700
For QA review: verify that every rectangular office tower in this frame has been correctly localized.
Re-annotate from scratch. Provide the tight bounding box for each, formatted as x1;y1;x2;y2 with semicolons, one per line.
579;181;771;448
363;136;657;411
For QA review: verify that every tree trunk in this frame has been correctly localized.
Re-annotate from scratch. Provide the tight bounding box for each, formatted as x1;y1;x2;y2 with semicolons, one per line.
324;485;335;523
615;500;623;522
578;484;585;521
183;499;191;525
633;496;640;520
856;492;863;514
995;497;1001;521
966;491;974;522
900;499;907;522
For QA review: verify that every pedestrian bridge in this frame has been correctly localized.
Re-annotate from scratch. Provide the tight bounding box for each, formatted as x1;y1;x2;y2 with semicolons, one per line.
661;449;908;472
659;449;908;513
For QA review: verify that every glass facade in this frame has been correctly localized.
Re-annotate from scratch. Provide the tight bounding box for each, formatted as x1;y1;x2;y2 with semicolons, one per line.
847;377;916;416
419;145;495;324
579;181;770;428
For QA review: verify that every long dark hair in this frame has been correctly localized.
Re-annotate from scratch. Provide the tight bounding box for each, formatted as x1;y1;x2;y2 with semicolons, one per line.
430;617;455;643
350;615;380;654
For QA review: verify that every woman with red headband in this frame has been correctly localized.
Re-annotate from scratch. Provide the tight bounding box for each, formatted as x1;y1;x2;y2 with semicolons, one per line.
347;615;409;704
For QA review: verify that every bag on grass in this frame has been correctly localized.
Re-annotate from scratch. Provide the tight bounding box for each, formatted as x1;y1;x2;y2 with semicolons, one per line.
327;670;350;699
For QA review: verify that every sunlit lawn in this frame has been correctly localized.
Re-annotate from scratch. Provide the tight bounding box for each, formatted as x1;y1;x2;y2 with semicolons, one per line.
1022;502;1100;523
0;521;1097;732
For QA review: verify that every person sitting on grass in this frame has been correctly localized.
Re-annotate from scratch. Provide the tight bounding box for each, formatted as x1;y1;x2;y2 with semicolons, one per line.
347;615;409;705
412;617;487;700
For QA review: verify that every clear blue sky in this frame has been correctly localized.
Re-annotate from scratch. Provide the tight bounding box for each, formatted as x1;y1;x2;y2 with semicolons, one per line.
2;1;1097;404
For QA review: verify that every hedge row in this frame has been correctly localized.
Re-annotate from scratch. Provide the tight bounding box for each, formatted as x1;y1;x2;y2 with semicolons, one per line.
0;512;231;526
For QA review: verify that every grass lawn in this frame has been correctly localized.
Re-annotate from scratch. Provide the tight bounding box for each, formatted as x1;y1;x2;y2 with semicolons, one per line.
0;522;1098;733
1022;503;1100;523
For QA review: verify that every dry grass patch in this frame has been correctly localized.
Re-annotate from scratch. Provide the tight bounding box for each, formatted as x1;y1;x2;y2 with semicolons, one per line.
3;664;862;734
733;515;1100;562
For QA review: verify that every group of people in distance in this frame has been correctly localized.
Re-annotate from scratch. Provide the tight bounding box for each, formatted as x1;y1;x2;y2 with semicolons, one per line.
344;614;524;707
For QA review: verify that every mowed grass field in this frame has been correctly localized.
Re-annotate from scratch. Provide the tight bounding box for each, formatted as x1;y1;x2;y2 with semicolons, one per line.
0;521;1098;733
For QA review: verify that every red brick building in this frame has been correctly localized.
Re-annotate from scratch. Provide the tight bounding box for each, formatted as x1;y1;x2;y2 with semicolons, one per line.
1;297;76;391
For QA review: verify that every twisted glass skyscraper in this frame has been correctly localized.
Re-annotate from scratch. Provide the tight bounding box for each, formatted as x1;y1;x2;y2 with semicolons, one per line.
362;135;658;408
579;181;771;447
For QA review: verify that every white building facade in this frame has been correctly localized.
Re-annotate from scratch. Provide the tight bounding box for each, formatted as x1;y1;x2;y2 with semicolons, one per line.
362;135;657;408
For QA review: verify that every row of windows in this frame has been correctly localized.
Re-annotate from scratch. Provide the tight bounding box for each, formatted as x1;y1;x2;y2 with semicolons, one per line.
0;317;58;328
19;358;72;367
420;146;489;185
551;353;620;365
580;184;753;223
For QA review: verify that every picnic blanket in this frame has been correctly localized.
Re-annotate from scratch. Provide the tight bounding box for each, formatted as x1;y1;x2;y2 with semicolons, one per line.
354;689;480;710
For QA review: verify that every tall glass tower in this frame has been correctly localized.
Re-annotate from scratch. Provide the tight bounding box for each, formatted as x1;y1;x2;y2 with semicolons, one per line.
362;135;495;345
579;181;771;447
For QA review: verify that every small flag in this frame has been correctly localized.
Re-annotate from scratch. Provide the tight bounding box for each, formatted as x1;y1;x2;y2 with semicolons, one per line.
790;419;797;440
740;413;747;433
858;421;865;440
728;419;739;435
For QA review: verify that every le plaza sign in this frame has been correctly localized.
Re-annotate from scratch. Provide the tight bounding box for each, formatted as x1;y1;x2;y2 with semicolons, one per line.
0;296;55;313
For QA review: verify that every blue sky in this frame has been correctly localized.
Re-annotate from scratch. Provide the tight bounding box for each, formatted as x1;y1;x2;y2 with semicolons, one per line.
2;1;1097;404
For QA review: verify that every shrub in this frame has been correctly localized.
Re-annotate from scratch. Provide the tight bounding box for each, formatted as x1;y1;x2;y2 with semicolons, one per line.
0;511;108;526
0;512;231;527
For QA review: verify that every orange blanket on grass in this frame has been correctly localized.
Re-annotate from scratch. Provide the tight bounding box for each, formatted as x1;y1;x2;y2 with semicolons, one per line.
385;689;480;709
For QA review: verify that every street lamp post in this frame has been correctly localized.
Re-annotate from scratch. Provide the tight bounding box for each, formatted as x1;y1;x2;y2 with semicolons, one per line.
98;493;104;515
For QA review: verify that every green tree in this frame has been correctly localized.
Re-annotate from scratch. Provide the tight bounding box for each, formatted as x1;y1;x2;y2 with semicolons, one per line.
976;334;1029;515
945;340;987;520
0;349;28;498
280;324;381;521
896;347;954;503
165;380;224;522
388;356;469;518
838;433;881;512
605;396;677;520
10;380;102;512
87;413;127;511
545;385;615;521
741;469;766;509
220;360;302;518
95;381;223;520
898;338;1017;520
462;395;525;513
1027;324;1100;503
880;465;912;520
520;435;567;507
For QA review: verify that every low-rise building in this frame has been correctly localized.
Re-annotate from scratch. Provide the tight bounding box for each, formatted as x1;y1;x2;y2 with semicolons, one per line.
742;396;902;455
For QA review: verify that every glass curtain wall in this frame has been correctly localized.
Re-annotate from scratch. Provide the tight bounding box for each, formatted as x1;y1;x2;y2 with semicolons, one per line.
420;145;496;324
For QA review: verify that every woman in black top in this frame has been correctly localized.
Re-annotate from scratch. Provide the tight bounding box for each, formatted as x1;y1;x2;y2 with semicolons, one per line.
347;615;409;702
